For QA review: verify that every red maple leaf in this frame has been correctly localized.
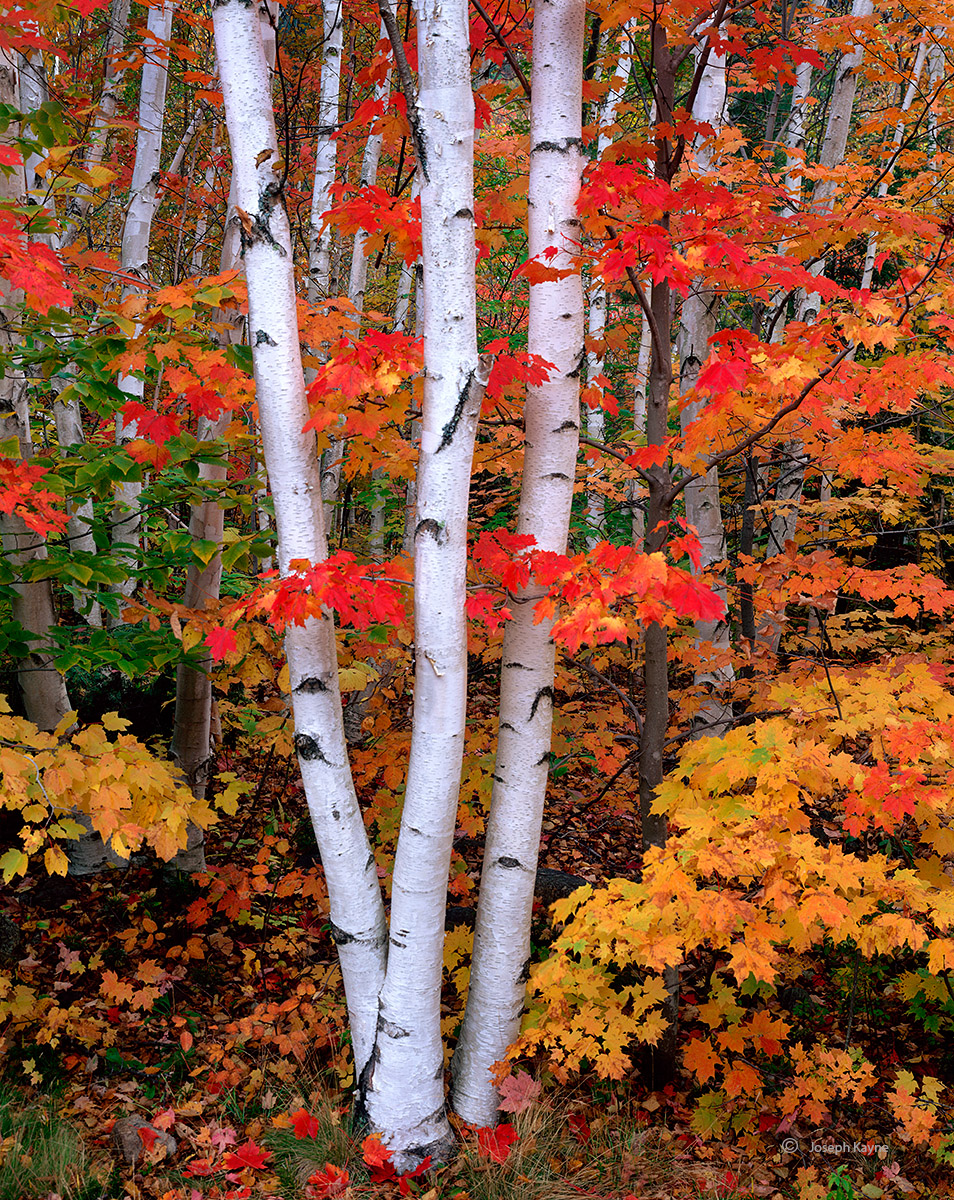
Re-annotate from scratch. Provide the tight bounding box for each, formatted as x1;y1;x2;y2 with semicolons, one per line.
568;1113;591;1143
696;357;748;396
476;1123;519;1163
291;1108;322;1140
222;1140;271;1170
182;1157;216;1177
497;1069;541;1114
206;626;238;661
305;1163;349;1198
361;1133;396;1182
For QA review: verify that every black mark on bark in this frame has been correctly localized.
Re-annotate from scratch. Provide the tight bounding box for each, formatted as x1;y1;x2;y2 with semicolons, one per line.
415;518;444;543
529;686;554;720
295;676;327;693
294;732;331;765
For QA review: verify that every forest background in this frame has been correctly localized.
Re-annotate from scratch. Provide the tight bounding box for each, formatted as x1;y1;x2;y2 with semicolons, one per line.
2;0;954;1196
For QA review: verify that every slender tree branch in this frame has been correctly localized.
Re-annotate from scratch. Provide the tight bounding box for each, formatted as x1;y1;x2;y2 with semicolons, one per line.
669;340;856;500
378;0;429;179
470;0;531;98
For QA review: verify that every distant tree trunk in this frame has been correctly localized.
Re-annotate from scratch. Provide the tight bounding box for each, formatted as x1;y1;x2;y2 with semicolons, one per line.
61;0;133;249
451;0;585;1128
348;18;393;560
359;0;489;1164
309;0;346;537
760;0;872;652
630;305;650;547
348;17;392;315
0;51;71;734
110;0;176;616
170;5;274;876
676;34;733;738
585;31;632;550
860;39;927;291
214;0;388;1069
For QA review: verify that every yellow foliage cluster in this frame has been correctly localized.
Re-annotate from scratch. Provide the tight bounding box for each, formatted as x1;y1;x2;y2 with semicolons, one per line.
0;697;245;880
517;657;954;1156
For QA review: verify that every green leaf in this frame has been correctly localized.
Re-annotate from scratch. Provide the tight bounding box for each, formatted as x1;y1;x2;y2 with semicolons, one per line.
191;539;219;567
0;848;28;883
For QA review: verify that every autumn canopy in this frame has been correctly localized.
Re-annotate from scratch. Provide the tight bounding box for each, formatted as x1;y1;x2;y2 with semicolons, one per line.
1;0;954;1193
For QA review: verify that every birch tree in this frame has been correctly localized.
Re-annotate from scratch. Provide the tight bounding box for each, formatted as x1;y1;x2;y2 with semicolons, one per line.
0;52;71;735
676;30;732;737
359;0;491;1161
584;31;632;549
111;0;176;609
213;0;388;1075
451;0;585;1127
761;0;873;633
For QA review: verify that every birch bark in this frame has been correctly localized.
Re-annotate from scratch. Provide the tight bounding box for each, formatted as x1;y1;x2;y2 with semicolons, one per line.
0;51;71;734
585;32;632;549
110;0;176;610
676;32;732;737
213;0;387;1072
170;3;279;874
450;0;585;1128
761;0;873;650
308;0;346;536
359;0;489;1163
61;0;132;249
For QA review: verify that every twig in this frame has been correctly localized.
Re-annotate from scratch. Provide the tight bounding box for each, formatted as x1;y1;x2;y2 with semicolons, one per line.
378;0;428;180
470;0;531;98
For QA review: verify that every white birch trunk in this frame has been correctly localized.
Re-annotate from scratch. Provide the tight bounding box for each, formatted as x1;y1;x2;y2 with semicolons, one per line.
761;0;871;650
359;0;488;1165
860;39;928;291
0;52;71;733
630;306;651;547
214;0;387;1072
584;32;632;549
309;0;343;303
110;1;176;611
398;182;422;560
18;49;49;198
928;39;945;157
348;17;392;314
62;0;132;248
677;34;732;737
309;0;346;536
451;0;585;1128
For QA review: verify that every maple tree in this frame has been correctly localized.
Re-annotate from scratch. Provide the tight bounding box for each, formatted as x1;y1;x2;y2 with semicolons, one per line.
2;0;954;1193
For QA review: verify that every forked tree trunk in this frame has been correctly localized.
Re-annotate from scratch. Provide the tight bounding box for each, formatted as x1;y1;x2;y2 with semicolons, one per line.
214;0;387;1070
451;0;585;1128
360;0;489;1165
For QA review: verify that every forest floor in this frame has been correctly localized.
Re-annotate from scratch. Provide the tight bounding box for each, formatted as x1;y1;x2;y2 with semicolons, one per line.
1;734;952;1200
